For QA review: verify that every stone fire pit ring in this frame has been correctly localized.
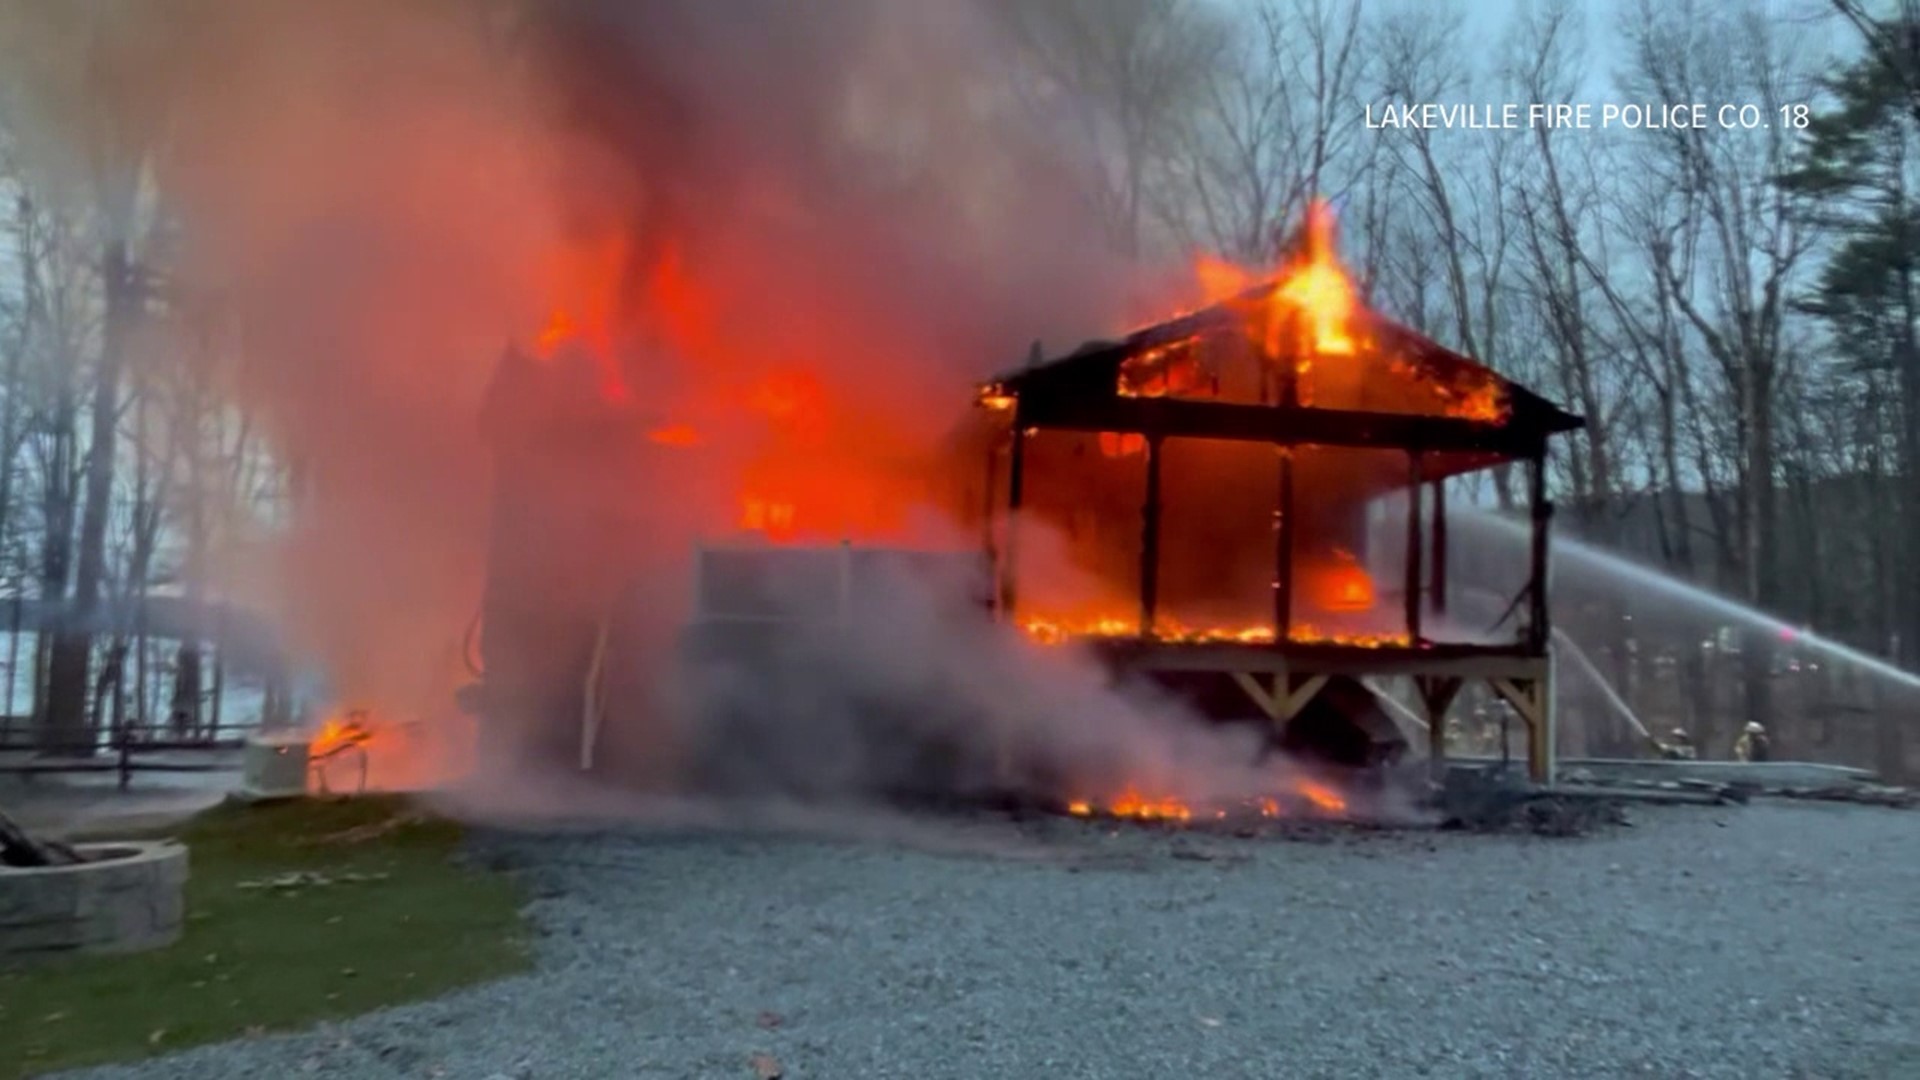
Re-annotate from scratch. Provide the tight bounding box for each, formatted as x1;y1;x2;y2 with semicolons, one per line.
1;841;188;965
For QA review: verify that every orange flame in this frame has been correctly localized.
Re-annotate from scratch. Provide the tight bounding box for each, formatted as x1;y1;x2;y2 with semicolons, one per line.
1108;788;1194;823
1065;781;1349;824
1269;200;1358;358
1297;780;1348;815
1015;615;1409;649
1312;549;1376;613
309;715;374;758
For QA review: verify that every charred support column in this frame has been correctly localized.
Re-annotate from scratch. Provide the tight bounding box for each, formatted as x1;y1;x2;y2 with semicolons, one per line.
1526;452;1552;650
1404;451;1424;643
1273;448;1295;643
1416;676;1464;778
1000;423;1027;619
1140;433;1165;635
1430;477;1448;616
1524;450;1557;785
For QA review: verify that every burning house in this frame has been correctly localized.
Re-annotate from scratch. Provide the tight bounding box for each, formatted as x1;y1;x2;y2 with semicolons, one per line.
974;203;1584;786
458;199;1583;814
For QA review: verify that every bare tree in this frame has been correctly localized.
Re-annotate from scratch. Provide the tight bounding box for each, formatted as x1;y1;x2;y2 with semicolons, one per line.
992;0;1229;259
1622;0;1821;738
1161;0;1373;264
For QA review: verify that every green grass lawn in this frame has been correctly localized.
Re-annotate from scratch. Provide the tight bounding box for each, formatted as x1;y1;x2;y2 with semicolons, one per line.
0;795;532;1078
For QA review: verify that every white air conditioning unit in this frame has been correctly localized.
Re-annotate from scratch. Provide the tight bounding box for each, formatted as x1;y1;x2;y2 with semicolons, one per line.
239;730;312;800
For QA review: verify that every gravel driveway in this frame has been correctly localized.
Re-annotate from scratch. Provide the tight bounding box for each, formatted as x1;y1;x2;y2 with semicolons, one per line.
64;800;1920;1080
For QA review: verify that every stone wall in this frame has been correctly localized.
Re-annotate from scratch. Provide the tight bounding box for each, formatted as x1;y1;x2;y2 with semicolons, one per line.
0;841;188;965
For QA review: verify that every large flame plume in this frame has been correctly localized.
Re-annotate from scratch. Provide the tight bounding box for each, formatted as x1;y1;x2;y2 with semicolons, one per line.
0;1;1255;807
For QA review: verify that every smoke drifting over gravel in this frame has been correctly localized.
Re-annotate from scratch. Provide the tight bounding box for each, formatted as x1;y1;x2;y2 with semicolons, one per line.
0;1;1379;817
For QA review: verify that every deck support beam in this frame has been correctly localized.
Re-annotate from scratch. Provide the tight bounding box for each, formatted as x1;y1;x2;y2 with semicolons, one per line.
1430;477;1448;617
1414;675;1464;775
1274;449;1295;645
1404;452;1424;643
1230;670;1330;727
1140;434;1164;635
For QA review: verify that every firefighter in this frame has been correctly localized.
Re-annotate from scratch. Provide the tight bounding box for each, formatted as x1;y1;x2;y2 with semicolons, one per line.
1733;721;1771;763
1658;726;1698;760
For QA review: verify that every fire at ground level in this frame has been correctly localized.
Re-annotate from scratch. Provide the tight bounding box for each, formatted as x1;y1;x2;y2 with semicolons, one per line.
56;798;1920;1079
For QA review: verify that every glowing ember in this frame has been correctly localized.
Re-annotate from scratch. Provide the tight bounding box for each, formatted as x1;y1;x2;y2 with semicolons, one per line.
1016;616;1410;649
977;384;1016;410
1098;432;1147;458
1108;789;1193;823
1063;782;1350;825
1298;780;1348;815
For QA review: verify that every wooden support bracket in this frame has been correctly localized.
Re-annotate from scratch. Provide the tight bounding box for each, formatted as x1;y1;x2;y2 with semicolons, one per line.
1281;674;1330;722
1489;676;1551;782
1230;671;1329;726
1231;671;1280;720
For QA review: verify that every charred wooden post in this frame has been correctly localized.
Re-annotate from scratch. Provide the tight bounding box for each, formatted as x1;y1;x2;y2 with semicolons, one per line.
1140;433;1164;635
1273;448;1295;642
1415;675;1464;776
1430;476;1448;616
1526;453;1552;650
1000;424;1027;619
1277;338;1301;409
1404;451;1424;643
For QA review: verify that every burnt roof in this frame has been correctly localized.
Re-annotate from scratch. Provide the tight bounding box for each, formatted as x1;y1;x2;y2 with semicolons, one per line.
986;282;1584;462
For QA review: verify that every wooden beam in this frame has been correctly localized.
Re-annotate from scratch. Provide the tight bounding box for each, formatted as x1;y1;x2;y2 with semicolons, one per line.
1015;391;1551;457
1404;451;1423;643
1090;638;1549;679
1279;673;1330;723
1490;676;1551;782
1274;448;1295;645
1140;434;1164;634
1231;671;1281;720
1227;670;1329;726
1430;476;1448;616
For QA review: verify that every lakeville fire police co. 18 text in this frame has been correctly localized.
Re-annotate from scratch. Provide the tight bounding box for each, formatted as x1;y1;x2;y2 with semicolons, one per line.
1364;102;1810;131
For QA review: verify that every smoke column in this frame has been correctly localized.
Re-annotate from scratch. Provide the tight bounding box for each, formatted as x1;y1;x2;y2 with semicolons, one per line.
0;0;1380;813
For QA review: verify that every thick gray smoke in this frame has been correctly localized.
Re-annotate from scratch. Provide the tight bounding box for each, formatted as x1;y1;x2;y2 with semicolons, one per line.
0;0;1393;818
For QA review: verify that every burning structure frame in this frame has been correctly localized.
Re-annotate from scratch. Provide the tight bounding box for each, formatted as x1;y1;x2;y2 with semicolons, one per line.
976;277;1585;783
